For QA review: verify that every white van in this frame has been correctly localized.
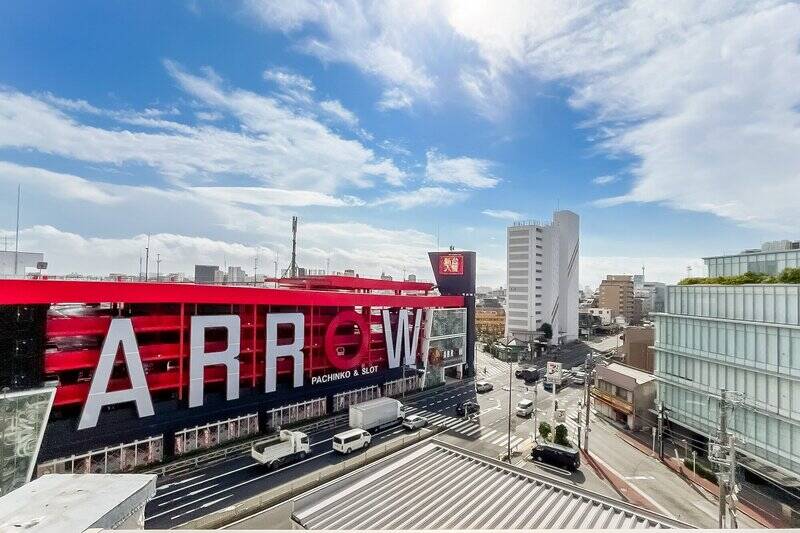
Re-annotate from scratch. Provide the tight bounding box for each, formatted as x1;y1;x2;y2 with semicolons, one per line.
516;398;535;417
332;428;371;454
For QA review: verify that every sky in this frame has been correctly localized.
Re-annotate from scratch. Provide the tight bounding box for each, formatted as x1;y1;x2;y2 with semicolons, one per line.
1;1;799;288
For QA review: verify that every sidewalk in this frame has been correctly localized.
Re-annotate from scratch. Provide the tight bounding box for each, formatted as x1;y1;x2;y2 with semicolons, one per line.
580;448;665;516
616;428;783;528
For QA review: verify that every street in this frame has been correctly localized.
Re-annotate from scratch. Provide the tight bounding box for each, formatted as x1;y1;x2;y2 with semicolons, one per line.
144;338;761;529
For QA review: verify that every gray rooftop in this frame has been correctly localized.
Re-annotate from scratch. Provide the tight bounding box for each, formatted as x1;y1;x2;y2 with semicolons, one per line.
291;440;690;530
604;363;656;385
0;473;157;532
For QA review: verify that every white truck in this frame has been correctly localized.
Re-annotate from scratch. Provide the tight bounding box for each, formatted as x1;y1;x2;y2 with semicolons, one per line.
250;430;310;469
349;397;405;432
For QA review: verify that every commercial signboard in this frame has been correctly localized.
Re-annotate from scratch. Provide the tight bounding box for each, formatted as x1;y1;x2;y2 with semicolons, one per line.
438;254;464;275
545;362;563;385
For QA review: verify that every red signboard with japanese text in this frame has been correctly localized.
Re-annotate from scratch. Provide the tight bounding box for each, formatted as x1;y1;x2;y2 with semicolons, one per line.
438;254;464;276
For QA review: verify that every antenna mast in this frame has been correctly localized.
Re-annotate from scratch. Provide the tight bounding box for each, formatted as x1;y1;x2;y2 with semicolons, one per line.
289;216;298;278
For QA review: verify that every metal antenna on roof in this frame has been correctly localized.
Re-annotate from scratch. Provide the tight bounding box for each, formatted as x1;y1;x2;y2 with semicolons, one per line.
289;216;299;278
14;184;20;276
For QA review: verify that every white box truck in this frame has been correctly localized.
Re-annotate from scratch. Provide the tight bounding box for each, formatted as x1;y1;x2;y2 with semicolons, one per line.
349;397;405;432
250;430;310;469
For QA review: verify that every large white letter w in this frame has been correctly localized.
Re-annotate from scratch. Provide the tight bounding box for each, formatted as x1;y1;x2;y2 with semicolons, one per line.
382;309;421;368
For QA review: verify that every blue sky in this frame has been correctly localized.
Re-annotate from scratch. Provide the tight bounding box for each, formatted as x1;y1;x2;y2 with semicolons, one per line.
1;1;799;287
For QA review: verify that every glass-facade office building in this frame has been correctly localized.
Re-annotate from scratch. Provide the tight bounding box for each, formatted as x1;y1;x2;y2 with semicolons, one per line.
654;280;800;485
705;245;800;277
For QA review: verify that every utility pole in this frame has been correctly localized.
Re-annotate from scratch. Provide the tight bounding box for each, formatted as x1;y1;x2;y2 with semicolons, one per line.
156;253;161;282
657;401;666;460
716;392;729;529
144;234;150;281
14;185;20;276
532;381;538;442
583;353;592;451
253;253;259;286
507;355;513;462
709;388;745;529
729;435;739;528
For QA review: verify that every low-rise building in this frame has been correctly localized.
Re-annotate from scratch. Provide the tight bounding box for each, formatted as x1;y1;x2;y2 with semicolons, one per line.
0;250;45;277
226;265;247;283
476;307;505;338
592;362;656;430
587;307;613;325
194;264;222;284
620;326;655;373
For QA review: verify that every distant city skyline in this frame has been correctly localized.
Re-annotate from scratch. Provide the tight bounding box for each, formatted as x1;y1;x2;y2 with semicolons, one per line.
1;2;798;287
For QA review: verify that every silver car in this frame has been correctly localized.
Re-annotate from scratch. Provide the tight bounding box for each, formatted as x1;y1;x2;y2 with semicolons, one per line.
476;380;494;393
402;414;428;430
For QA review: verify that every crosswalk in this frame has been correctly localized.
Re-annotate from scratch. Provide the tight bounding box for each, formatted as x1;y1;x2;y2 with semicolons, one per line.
405;406;526;449
476;363;512;380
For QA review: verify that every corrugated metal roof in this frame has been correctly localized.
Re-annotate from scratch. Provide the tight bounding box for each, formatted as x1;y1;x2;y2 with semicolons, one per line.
292;441;690;530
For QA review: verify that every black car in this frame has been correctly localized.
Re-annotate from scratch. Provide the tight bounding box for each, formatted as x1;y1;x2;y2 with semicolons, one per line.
456;400;480;417
516;368;540;383
530;442;580;471
543;380;566;392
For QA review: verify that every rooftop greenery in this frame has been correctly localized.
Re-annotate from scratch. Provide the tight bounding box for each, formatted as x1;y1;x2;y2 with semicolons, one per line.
678;268;800;285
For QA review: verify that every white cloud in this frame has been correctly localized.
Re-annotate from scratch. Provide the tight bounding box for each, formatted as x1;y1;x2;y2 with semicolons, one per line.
592;175;618;185
195;111;223;121
425;150;499;189
245;0;436;109
243;2;800;230
377;88;412;111
319;99;358;127
374;186;467;210
191;186;364;207
0;162;438;281
263;67;315;94
0;65;403;193
481;209;521;221
0;161;120;205
8;225;268;277
2;221;442;282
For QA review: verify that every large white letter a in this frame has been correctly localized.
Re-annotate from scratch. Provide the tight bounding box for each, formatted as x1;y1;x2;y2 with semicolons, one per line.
78;318;154;430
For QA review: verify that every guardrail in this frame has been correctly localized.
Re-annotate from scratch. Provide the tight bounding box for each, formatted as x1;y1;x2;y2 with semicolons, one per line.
144;382;457;479
176;426;443;530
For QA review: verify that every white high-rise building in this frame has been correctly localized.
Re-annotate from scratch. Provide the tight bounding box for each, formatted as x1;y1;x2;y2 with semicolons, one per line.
505;210;579;345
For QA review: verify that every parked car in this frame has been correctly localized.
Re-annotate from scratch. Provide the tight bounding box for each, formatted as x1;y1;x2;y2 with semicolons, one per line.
475;380;494;393
402;414;428;430
515;398;535;417
332;428;371;454
571;371;587;385
530;442;580;471
456;400;480;417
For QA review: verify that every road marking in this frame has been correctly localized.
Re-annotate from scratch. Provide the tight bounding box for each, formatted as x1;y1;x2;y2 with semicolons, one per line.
624;475;655;480
152;462;259;500
157;483;219;506
478;429;498;440
589;452;675;519
462;425;483;437
147;450;336;521
169;495;233;521
156;474;205;490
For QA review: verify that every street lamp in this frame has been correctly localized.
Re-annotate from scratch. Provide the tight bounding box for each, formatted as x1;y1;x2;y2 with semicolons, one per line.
496;335;523;463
